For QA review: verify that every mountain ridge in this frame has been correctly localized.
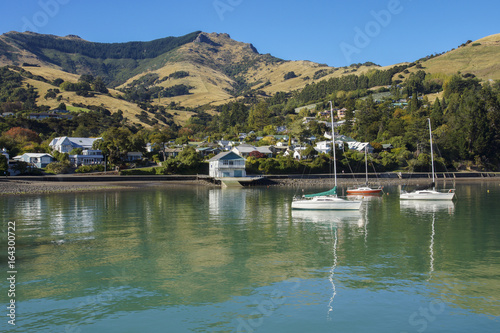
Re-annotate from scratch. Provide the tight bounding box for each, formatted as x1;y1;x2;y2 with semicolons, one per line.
0;30;499;127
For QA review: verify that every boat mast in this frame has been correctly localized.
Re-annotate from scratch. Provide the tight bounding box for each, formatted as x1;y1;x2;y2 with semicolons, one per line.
428;118;435;188
365;145;368;186
329;101;337;187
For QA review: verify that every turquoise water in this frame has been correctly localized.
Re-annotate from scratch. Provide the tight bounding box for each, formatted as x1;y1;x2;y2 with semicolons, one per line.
1;182;499;332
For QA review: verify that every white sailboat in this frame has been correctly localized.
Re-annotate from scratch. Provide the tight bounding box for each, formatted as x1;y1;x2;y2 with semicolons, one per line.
292;102;362;210
347;146;383;195
400;118;455;200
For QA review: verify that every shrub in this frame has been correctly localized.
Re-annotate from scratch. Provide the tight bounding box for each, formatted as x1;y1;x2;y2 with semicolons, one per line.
284;71;297;80
75;165;105;173
46;161;72;174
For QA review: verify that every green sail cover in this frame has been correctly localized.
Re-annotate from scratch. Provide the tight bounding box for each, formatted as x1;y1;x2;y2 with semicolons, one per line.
304;186;337;198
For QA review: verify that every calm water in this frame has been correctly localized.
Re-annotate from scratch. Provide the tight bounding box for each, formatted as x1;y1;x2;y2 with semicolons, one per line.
1;182;500;332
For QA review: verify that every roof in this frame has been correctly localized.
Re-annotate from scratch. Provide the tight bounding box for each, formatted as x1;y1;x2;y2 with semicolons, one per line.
16;153;53;158
209;151;244;161
49;137;101;149
256;146;272;154
232;144;257;154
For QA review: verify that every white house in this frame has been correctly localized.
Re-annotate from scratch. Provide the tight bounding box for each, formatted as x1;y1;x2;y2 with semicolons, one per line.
288;146;308;160
209;151;246;178
69;150;104;166
217;140;236;151
314;141;332;154
14;153;54;168
49;137;101;153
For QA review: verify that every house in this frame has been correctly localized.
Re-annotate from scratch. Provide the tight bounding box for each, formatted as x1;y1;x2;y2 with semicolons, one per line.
276;126;287;133
269;145;289;156
196;146;221;158
164;148;183;158
382;143;394;151
291;146;309;160
49;137;101;153
217;140;236;151
337;108;348;119
302;117;317;124
314;141;332;154
125;152;143;162
146;142;165;153
69;150;104;166
209;151;246;178
14;153;54;168
29;112;72;120
231;144;272;158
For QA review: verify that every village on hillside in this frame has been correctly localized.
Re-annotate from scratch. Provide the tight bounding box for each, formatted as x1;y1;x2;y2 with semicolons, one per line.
2;105;387;179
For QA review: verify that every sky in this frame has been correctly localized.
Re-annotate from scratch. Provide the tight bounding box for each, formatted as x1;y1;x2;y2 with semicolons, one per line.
0;0;499;67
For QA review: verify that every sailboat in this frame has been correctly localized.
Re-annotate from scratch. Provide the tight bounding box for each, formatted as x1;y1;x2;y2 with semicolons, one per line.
347;146;383;195
400;118;455;200
292;102;362;210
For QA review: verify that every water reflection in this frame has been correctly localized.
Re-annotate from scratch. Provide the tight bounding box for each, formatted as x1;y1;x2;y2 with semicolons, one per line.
2;184;499;332
399;200;455;215
292;209;365;227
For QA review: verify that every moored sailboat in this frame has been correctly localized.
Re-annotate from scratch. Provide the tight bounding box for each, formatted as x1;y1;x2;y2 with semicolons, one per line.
400;118;455;200
292;101;362;210
347;146;383;195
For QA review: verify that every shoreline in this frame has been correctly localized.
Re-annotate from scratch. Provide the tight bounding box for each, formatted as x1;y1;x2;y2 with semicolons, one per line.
1;173;499;196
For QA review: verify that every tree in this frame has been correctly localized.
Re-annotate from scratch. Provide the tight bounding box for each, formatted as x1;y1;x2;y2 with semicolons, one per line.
430;97;443;127
249;150;266;159
3;127;41;144
150;129;175;161
302;145;317;159
0;154;7;175
93;127;145;164
177;146;202;171
46;161;72;174
91;77;109;93
284;71;297;80
247;101;271;130
79;74;95;84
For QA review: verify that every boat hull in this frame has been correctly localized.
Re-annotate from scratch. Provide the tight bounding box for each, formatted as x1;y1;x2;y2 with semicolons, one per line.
400;190;455;200
347;188;382;195
292;196;362;210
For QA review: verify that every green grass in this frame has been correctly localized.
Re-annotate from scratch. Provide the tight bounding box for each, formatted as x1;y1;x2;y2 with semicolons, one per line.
66;105;91;113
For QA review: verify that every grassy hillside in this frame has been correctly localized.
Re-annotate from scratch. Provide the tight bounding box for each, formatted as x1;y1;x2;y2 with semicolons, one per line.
2;31;499;128
399;33;500;81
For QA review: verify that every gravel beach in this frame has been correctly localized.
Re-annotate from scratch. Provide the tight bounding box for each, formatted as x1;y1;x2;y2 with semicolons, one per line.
0;174;498;196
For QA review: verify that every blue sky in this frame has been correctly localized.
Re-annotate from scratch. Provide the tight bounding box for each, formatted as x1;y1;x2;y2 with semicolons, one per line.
1;0;498;67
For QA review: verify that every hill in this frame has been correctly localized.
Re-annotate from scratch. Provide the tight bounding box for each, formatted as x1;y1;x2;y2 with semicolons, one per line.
1;31;499;128
395;33;500;81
